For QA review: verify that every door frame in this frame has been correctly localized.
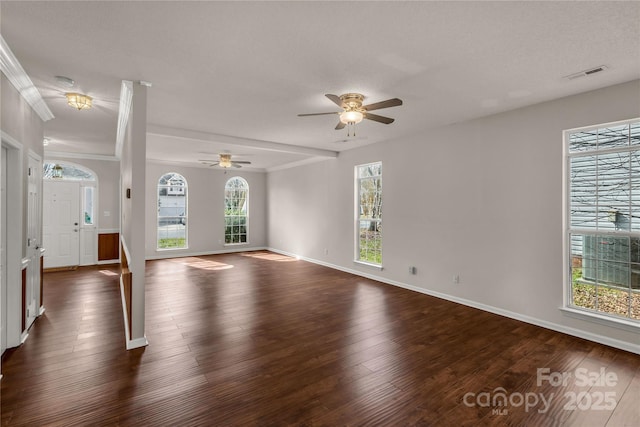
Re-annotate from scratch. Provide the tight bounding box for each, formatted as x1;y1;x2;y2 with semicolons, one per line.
1;131;24;350
43;160;98;267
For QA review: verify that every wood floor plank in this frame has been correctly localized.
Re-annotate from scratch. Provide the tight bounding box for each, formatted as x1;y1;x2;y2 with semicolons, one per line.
2;251;638;426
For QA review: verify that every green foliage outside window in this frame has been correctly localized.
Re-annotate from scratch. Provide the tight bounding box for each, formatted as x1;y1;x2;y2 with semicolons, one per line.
225;178;248;244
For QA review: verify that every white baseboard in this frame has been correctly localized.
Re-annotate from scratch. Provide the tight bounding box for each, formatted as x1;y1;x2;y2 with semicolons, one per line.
119;276;149;351
126;336;149;350
267;248;640;355
146;246;267;260
97;259;120;265
39;306;45;316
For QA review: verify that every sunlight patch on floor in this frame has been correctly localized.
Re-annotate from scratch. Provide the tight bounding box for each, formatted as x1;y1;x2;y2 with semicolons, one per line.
240;252;296;262
99;270;119;276
186;260;234;271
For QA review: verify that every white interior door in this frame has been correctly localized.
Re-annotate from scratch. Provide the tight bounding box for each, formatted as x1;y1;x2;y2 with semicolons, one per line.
26;154;42;328
1;146;7;355
43;181;80;269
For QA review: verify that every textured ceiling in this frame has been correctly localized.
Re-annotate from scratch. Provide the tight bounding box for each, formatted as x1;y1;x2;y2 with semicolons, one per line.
2;1;639;170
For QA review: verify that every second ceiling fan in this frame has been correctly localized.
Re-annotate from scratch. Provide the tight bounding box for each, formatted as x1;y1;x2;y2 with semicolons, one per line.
199;153;251;169
298;93;402;135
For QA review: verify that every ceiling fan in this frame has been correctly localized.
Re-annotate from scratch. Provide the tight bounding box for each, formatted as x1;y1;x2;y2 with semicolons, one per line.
199;153;251;169
298;93;402;135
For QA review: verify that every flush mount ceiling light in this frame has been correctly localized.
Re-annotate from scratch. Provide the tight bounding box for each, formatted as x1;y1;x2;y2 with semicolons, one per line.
65;92;92;110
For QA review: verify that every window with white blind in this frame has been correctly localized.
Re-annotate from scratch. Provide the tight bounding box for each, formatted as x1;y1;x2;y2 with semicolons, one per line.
355;162;382;266
566;119;640;323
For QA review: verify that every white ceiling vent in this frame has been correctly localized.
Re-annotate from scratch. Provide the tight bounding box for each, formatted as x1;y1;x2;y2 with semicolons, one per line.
564;65;608;80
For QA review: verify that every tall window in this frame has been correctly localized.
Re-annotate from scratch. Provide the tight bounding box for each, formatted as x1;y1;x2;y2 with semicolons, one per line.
566;119;640;322
225;177;248;244
356;162;382;265
83;187;94;225
157;172;187;249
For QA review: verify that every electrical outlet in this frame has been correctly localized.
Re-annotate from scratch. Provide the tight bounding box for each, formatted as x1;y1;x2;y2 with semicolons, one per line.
324;248;329;255
453;274;460;284
409;266;417;275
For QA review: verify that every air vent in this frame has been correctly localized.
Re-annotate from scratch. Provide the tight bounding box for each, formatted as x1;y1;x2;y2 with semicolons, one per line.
564;65;608;80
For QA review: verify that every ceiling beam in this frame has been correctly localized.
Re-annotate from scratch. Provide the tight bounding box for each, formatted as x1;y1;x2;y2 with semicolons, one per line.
147;124;338;158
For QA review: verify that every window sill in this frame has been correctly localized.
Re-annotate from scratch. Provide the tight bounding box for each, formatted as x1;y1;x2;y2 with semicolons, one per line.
156;247;189;252
353;260;383;271
560;306;639;333
224;243;250;247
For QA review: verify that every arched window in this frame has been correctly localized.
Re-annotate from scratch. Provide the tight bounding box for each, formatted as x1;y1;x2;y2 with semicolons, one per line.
225;177;248;244
43;162;96;181
157;172;187;249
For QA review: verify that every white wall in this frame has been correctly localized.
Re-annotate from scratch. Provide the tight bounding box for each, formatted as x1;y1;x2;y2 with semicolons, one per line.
267;80;640;352
145;162;267;258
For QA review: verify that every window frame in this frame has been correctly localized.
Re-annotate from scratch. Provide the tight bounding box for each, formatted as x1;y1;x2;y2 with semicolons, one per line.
224;176;249;246
157;172;188;250
563;118;640;328
354;161;383;268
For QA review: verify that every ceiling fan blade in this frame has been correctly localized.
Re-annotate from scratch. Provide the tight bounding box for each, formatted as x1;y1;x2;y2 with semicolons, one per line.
335;121;346;130
325;94;345;108
363;98;403;111
298;112;339;117
207;162;220;167
232;161;252;164
198;159;219;162
364;112;395;124
232;164;242;168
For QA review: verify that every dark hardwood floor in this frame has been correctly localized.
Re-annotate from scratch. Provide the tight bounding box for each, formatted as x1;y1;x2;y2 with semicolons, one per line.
1;251;639;426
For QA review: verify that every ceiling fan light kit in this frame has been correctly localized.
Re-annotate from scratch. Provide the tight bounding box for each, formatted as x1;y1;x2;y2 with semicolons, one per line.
298;92;402;137
65;92;92;110
199;153;252;169
340;110;364;125
219;154;233;168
